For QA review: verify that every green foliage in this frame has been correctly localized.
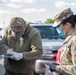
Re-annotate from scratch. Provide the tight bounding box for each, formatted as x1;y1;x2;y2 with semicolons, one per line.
44;18;55;24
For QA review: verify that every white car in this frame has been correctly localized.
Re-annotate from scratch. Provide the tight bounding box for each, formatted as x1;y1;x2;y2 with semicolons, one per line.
0;28;4;40
30;23;65;75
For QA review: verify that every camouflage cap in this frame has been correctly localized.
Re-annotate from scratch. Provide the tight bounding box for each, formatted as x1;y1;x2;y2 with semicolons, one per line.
53;8;74;27
10;17;29;26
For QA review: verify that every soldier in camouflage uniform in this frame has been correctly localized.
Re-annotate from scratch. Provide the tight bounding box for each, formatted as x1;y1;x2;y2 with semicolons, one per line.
0;17;43;75
49;8;76;75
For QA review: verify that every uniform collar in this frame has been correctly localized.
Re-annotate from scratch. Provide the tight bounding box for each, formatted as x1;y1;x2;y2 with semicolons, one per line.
63;31;76;44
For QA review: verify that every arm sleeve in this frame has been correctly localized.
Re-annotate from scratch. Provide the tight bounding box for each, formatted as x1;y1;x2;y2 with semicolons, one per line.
56;41;76;75
23;31;43;61
0;28;10;54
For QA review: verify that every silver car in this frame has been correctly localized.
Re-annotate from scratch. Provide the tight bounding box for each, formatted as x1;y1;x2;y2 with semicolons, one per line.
30;24;65;75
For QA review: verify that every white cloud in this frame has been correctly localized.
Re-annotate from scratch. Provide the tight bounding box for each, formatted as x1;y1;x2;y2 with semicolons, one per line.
42;0;47;1
21;8;46;13
0;0;35;3
0;10;11;15
7;3;21;8
0;0;6;3
0;9;11;15
12;11;16;14
70;2;76;6
38;9;46;12
0;9;16;16
10;0;35;3
55;1;76;8
55;1;67;7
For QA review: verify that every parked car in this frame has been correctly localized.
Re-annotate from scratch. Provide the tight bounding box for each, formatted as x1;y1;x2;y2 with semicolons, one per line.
0;28;4;40
30;23;65;75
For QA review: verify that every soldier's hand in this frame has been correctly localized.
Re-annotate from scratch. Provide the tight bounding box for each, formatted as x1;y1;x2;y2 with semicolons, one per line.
7;49;15;55
49;63;58;72
10;52;23;61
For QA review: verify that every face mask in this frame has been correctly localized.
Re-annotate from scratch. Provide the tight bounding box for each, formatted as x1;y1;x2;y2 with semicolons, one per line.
57;27;65;36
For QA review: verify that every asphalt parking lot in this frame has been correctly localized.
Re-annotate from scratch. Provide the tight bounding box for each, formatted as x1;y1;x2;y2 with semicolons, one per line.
0;59;5;75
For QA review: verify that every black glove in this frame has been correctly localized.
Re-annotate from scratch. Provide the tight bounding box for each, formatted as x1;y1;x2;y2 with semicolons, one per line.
49;63;57;71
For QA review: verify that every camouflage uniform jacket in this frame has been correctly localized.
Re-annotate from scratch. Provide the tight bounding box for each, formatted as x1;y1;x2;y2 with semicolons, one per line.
56;32;76;75
0;25;43;73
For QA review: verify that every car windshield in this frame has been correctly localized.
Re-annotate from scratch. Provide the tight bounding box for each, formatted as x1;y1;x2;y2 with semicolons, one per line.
33;26;66;39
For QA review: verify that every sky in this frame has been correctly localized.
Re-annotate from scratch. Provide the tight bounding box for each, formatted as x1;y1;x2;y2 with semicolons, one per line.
0;0;76;28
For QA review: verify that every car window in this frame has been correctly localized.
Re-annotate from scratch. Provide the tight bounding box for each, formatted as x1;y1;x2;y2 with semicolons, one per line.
33;25;66;39
0;28;3;40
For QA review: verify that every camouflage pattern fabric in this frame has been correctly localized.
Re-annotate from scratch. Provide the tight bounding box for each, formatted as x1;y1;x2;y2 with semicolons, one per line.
56;32;76;75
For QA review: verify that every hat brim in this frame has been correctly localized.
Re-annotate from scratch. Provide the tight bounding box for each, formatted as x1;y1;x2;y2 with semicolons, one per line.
53;21;61;27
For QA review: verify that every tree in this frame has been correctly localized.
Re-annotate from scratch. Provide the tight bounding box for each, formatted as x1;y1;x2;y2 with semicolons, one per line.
44;18;55;24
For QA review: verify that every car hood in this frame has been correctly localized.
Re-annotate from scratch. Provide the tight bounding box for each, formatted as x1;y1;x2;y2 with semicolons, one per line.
42;39;64;50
